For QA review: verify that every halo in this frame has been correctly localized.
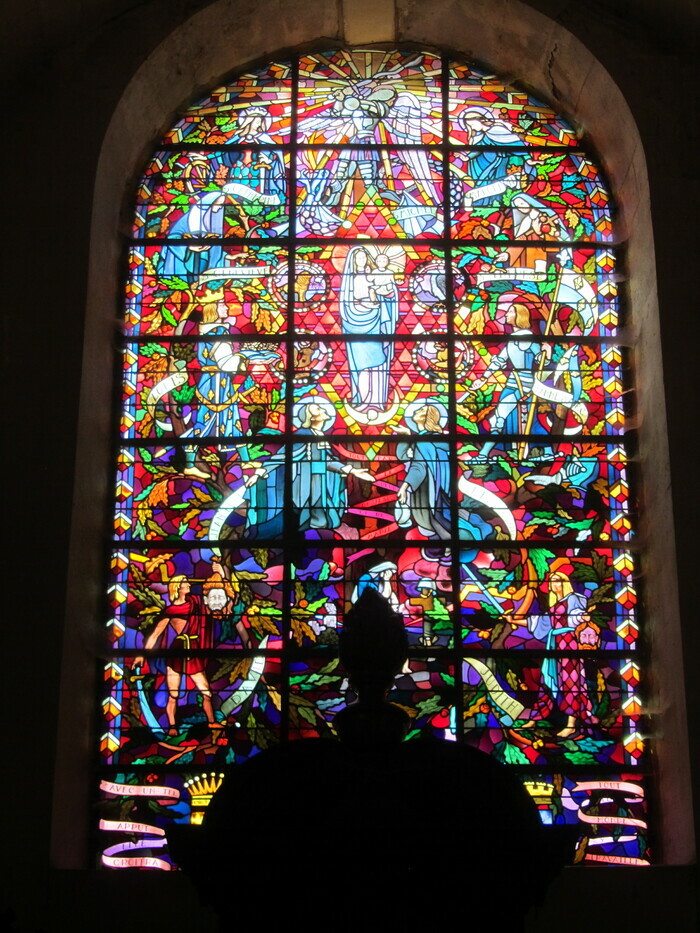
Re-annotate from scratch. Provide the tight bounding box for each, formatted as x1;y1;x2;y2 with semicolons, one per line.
238;106;272;132
365;244;406;274
458;105;492;130
403;399;448;433
292;394;338;430
271;260;329;308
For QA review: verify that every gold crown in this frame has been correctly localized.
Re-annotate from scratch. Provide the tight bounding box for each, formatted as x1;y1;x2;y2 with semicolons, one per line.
523;781;555;801
201;286;225;303
184;772;225;810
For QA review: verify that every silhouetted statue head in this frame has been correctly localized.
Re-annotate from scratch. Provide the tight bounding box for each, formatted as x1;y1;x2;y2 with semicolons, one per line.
339;587;408;704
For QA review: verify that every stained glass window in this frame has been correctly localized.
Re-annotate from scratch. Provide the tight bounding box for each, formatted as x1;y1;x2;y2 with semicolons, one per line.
99;49;648;870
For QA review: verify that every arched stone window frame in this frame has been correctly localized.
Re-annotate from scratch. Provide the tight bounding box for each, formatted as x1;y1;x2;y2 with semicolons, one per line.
53;0;694;870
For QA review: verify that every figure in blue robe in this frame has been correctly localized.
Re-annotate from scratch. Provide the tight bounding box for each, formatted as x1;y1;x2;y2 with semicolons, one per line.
218;106;287;236
351;561;400;610
470;300;551;458
246;398;372;536
160;190;227;279
161;105;287;278
398;402;492;540
340;247;398;414
397;402;453;539
168;284;284;478
458;106;524;207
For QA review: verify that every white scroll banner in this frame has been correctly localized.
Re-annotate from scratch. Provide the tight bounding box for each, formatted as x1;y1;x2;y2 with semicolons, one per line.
558;270;596;333
532;378;588;426
220;638;269;717
463;657;525;721
476;266;548;284
199;265;272;280
146;371;188;430
222;182;281;205
208;483;249;542
463;177;518;204
580;834;637;846
458;476;518;539
394;205;438;220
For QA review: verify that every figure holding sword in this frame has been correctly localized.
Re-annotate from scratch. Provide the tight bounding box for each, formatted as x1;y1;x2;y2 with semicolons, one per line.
468;295;551;458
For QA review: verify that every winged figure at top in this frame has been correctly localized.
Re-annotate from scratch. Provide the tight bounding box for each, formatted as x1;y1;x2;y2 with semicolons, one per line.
296;54;443;237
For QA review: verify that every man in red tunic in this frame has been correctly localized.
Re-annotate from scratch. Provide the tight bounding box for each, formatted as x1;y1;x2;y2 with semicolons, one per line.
135;574;214;736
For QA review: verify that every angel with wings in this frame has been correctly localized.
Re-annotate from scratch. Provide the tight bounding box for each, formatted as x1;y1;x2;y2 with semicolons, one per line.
297;57;443;236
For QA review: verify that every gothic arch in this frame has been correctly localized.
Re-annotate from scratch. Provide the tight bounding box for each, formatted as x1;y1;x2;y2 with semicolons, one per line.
55;0;692;869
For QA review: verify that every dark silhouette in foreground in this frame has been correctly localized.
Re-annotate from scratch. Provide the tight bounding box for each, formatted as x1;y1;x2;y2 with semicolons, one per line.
169;588;574;930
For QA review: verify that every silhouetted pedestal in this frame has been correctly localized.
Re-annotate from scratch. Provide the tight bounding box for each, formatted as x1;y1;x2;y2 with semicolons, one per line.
169;589;574;931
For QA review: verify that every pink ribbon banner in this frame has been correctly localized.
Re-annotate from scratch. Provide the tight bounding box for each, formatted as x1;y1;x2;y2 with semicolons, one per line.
572;780;649;866
100;780;181;870
99;819;165;836
100;779;180;800
102;838;171;871
584;854;650;866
